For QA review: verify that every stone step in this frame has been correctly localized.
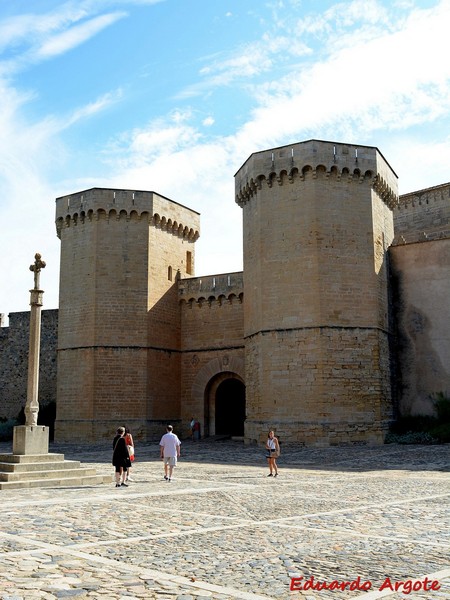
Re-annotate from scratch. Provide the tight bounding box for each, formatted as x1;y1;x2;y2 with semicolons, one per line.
0;459;82;473
0;473;111;491
0;466;97;482
0;453;66;464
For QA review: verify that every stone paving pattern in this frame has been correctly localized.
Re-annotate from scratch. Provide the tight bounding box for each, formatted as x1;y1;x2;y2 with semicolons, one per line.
0;439;449;600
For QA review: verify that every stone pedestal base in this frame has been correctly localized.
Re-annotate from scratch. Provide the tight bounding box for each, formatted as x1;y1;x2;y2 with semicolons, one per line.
13;425;49;455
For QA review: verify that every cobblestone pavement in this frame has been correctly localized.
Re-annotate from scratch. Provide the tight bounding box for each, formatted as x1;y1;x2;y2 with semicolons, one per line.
0;439;449;600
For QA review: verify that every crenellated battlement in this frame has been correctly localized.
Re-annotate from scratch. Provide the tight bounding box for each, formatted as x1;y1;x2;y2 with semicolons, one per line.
55;187;200;241
397;181;450;208
235;139;398;209
179;272;243;306
392;181;450;244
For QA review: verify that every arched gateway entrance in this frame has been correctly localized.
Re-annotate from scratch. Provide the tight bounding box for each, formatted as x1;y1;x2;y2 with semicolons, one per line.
215;378;246;436
191;357;245;439
204;372;246;438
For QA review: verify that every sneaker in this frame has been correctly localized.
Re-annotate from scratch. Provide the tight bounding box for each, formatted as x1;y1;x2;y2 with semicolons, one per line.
164;476;168;481
267;473;273;477
274;473;278;477
120;482;128;487
115;484;121;488
168;478;171;482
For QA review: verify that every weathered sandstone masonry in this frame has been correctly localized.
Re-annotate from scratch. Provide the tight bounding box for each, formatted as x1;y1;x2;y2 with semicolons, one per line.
235;140;397;445
390;183;450;417
179;272;245;437
55;188;199;441
0;310;57;420
1;139;448;447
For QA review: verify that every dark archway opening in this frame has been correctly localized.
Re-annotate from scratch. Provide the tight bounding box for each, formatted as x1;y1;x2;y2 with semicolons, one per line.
215;379;246;436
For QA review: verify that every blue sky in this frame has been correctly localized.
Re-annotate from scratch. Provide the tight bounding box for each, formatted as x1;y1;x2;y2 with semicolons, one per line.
1;0;450;320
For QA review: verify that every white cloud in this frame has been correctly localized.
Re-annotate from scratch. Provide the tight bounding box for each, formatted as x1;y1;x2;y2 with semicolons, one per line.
0;6;88;54
99;0;450;280
228;0;450;150
2;0;450;324
35;12;126;59
65;89;123;127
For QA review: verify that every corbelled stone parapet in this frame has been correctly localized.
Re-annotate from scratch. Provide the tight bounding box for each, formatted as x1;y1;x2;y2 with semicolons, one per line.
55;187;200;241
393;181;450;244
235;139;398;210
179;272;243;304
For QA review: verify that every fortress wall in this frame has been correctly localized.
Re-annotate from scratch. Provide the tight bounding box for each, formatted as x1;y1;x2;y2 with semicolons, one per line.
55;214;152;441
179;274;245;434
236;139;397;446
145;206;200;427
55;188;200;441
55;346;149;441
0;310;57;420
372;193;396;329
390;238;450;416
57;213;152;347
393;182;450;242
3;158;448;446
245;327;392;445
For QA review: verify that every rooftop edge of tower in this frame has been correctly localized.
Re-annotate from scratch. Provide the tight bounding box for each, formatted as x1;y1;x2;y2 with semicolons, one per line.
55;187;200;241
234;139;399;210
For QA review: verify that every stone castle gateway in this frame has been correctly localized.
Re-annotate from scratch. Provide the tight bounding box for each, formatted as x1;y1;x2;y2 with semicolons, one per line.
1;139;449;445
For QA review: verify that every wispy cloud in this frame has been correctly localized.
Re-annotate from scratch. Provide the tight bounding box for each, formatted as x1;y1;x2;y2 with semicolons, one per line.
65;89;123;127
103;0;450;231
36;12;126;59
1;0;450;321
129;0;450;159
177;34;311;100
0;1;130;77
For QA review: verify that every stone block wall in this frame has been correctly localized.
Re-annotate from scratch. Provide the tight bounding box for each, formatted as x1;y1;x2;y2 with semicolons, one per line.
1;154;448;446
236;140;397;446
179;272;245;438
389;182;450;417
393;182;450;242
244;327;392;445
55;188;200;441
390;238;450;416
0;309;57;420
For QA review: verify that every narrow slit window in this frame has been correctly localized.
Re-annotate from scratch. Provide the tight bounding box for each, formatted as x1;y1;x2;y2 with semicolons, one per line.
186;251;192;275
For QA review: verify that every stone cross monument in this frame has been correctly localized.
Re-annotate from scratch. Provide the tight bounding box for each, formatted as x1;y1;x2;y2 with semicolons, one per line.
12;253;49;455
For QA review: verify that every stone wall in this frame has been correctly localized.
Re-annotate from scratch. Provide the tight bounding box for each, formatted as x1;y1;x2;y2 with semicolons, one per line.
1;155;448;445
179;272;245;438
390;239;450;416
393;182;450;242
55;188;200;441
236;140;396;445
0;309;58;420
390;182;450;416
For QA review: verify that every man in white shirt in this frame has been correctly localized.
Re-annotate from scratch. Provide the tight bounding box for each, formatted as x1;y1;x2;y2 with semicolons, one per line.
159;425;181;482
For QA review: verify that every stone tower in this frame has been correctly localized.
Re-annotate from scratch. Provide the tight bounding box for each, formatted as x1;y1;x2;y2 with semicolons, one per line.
235;140;398;445
55;188;199;441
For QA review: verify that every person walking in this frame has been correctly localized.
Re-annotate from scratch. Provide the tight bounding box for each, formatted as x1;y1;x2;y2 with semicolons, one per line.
159;425;181;482
265;430;280;477
112;426;131;487
124;427;135;482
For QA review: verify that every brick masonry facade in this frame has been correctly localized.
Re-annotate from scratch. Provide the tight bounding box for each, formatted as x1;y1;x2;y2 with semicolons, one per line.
1;140;448;445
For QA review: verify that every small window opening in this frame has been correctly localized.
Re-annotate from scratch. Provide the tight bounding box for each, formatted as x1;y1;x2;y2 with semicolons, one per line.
186;251;192;275
168;266;173;281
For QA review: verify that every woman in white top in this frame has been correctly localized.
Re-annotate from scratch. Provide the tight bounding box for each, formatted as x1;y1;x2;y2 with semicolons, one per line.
265;430;280;477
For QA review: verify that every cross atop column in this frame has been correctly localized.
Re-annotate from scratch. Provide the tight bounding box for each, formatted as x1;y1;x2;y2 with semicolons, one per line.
29;253;46;290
